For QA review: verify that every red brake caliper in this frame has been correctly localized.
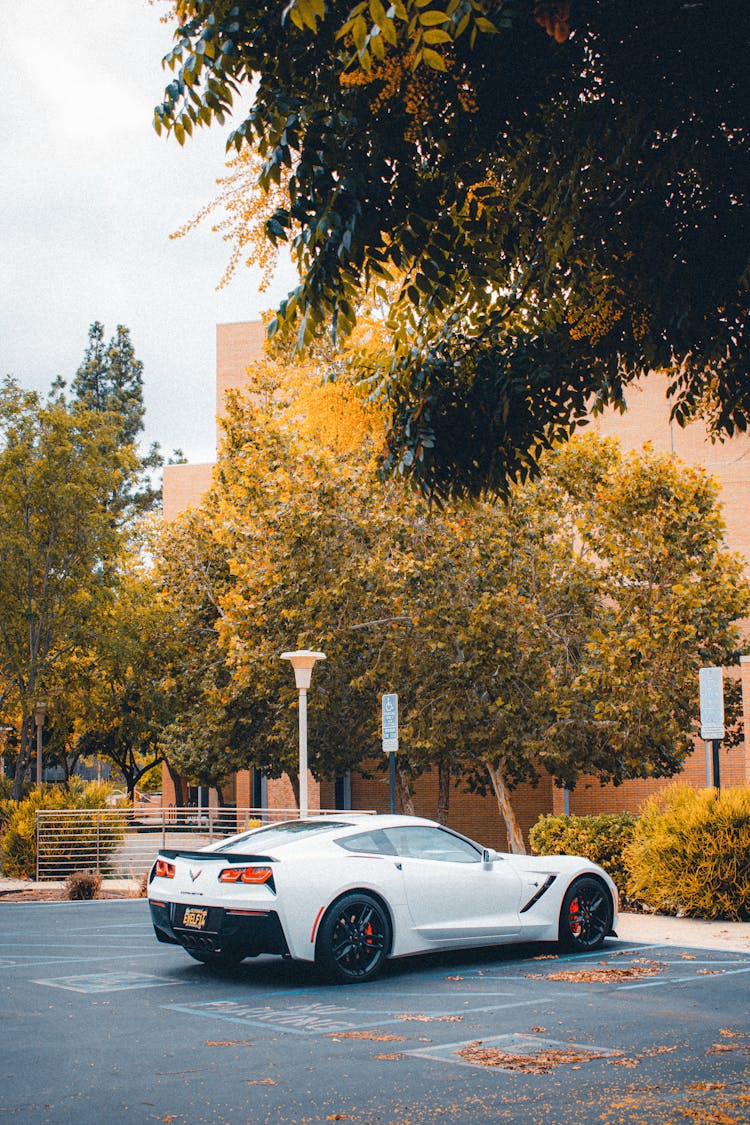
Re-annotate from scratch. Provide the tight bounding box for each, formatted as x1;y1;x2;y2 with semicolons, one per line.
569;897;582;937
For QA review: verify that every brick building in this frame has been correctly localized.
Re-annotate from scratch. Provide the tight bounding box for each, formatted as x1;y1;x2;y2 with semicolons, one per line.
162;322;750;848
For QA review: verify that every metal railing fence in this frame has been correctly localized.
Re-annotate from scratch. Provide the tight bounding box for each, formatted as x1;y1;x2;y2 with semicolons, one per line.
35;805;367;881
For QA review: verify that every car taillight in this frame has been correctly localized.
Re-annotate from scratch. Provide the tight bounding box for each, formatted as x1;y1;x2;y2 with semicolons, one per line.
219;866;273;885
155;859;175;879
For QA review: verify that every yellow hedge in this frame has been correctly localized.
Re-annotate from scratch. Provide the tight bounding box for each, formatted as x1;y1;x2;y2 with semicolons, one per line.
624;785;750;921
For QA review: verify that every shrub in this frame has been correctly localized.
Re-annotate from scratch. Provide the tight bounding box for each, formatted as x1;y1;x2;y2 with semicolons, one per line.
0;779;121;879
529;812;637;897
65;870;102;900
624;785;750;921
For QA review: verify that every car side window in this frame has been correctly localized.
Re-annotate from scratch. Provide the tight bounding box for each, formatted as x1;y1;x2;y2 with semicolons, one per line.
383;826;481;863
334;829;396;856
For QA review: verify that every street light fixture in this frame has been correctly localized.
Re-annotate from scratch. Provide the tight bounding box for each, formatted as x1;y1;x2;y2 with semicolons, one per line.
280;650;326;819
34;701;47;787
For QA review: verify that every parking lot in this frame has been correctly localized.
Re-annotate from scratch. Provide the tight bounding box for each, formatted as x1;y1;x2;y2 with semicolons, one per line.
1;900;749;1124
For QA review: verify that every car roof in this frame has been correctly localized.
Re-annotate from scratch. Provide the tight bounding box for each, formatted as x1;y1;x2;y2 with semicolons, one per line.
266;814;446;836
215;813;443;852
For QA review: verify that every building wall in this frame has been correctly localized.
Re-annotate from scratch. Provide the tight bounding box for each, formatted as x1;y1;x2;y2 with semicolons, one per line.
591;371;750;567
162;462;215;521
215;320;266;445
163;320;265;520
348;766;554;852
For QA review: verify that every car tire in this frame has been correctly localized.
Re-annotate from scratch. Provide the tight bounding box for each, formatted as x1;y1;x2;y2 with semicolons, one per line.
558;876;613;952
316;892;391;984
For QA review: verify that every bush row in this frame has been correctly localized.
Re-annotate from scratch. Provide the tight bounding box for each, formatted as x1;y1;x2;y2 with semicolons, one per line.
0;779;122;878
530;785;750;921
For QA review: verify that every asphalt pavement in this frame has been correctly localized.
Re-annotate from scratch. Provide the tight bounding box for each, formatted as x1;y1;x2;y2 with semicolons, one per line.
1;896;749;1124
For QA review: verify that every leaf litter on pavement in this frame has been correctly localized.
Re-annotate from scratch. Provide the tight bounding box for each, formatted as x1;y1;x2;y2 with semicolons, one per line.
525;957;666;983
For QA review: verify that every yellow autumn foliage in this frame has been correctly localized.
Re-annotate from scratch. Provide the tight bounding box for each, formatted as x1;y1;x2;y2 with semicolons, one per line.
170;148;288;291
624;784;750;921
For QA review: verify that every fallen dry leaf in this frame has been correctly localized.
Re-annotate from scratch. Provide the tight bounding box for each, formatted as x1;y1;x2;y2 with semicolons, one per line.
708;1041;750;1055
680;953;696;960
456;1040;614;1073
330;1031;406;1042
530;1027;547;1033
687;1082;727;1091
205;1040;254;1047
445;975;464;981
526;958;665;984
697;969;724;976
326;1116;355;1121
374;1053;403;1061
245;1078;277;1086
395;1014;463;1023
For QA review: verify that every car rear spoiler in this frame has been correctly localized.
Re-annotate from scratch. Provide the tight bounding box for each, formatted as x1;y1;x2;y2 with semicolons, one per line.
157;850;276;863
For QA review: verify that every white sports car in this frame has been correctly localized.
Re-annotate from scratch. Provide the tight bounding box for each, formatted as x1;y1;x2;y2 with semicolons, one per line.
148;814;618;983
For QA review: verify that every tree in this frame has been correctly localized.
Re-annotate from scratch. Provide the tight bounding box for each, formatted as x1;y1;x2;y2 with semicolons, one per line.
451;441;749;849
96;304;738;842
71;322;164;515
72;322;145;444
152;355;390;799
72;555;174;799
154;1;750;496
190;366;749;849
0;380;137;799
152;504;252;801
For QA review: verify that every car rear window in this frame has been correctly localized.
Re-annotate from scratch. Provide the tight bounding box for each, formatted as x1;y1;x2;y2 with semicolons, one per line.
334;829;396;856
216;820;352;852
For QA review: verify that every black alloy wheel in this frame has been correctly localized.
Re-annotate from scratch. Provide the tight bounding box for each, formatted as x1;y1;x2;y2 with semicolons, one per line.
558;876;613;952
316;892;391;983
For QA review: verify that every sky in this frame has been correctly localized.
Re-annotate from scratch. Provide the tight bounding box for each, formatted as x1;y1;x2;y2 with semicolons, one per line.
1;0;296;465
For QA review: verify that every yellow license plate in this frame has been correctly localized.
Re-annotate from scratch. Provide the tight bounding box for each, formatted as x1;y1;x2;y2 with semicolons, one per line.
183;908;208;929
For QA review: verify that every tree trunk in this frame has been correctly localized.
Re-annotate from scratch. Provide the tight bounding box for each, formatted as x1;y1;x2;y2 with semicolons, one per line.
166;758;185;807
396;765;415;816
437;759;451;824
486;763;526;854
11;715;33;801
288;771;300;811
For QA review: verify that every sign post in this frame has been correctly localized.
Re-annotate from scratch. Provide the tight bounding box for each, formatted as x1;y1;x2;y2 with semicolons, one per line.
699;667;724;788
381;693;398;814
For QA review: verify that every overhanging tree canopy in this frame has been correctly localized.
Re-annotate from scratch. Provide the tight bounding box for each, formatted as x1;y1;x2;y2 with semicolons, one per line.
155;0;750;496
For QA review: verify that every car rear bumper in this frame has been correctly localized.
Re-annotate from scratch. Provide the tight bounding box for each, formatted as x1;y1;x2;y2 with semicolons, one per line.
149;900;290;959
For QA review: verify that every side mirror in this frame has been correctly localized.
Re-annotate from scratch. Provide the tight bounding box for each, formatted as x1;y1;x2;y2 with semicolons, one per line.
482;848;498;869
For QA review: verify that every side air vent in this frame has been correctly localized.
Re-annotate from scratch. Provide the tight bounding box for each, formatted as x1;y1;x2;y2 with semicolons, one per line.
520;874;557;913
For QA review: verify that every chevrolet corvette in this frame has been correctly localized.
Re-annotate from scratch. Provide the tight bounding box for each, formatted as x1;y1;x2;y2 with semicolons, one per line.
148;814;618;982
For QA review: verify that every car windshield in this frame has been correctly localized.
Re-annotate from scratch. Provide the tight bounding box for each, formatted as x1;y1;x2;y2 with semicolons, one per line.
215;819;353;853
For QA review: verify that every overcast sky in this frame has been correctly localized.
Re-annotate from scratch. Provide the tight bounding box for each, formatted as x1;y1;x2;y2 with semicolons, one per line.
1;0;296;464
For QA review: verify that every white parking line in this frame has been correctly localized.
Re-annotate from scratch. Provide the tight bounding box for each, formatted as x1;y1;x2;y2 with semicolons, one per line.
618;965;750;990
32;971;179;993
405;1033;620;1070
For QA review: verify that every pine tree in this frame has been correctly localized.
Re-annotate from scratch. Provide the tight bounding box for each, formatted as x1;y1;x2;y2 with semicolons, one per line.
71;322;161;516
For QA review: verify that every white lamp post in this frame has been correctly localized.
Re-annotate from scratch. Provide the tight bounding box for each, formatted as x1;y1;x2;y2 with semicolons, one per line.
280;650;326;818
34;701;47;786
